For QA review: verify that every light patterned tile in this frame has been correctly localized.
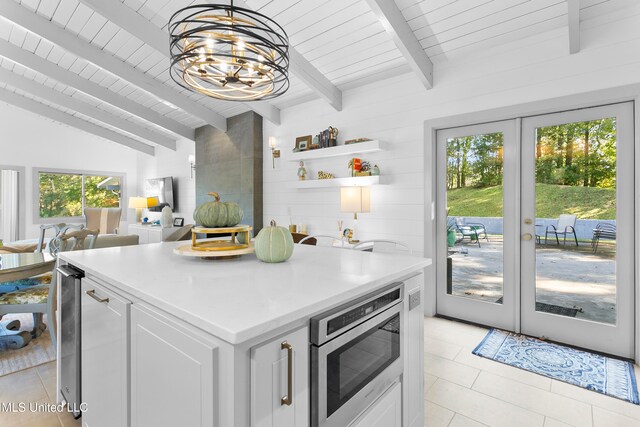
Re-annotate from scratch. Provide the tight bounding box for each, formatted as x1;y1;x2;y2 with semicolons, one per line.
425;317;489;346
427;379;544;427
472;372;591;427
593;406;640;427
425;401;454;427
544;417;574;427
424;353;480;388
425;336;463;360
449;413;488;427
0;368;49;403
454;347;552;391
425;372;438;392
550;379;640;421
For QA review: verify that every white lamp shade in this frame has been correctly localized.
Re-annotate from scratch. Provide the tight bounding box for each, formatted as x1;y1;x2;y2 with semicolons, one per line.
129;196;159;209
128;196;148;209
340;187;371;213
268;136;277;149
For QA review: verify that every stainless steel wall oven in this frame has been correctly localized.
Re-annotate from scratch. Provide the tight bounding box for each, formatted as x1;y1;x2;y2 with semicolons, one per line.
310;282;404;427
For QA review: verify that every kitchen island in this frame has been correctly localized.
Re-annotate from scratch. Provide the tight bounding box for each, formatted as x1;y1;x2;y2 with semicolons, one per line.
57;241;430;427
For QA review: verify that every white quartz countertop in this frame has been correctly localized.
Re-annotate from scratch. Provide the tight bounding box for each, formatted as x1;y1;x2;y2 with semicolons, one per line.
60;241;430;344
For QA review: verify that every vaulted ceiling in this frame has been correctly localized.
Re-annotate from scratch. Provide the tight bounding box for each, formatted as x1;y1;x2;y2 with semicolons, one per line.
0;0;630;155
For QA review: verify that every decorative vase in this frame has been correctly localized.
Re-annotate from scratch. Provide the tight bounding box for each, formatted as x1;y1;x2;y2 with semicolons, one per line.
255;220;294;263
161;206;173;228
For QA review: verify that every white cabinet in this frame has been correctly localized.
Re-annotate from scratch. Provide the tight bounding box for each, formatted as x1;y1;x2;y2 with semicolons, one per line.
127;224;175;244
350;382;402;427
130;304;218;427
403;273;425;427
81;278;130;427
251;326;309;427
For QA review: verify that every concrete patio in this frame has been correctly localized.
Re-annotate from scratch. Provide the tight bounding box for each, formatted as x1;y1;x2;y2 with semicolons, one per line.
448;235;616;324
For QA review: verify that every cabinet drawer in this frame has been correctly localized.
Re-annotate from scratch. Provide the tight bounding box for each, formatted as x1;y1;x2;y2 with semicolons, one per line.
350;382;401;427
81;278;130;427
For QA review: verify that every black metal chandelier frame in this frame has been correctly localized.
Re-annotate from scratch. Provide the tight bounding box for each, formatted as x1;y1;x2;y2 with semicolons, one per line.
169;2;290;101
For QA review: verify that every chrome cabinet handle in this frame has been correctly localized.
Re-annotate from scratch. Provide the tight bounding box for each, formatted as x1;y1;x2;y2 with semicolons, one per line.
86;289;109;304
281;341;293;406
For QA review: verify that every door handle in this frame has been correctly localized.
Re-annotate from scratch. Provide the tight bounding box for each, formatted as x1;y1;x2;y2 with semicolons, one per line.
281;341;293;406
522;233;533;241
85;289;109;304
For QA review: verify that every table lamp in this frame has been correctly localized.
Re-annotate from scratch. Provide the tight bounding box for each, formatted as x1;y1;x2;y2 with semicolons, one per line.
340;187;371;243
129;196;159;223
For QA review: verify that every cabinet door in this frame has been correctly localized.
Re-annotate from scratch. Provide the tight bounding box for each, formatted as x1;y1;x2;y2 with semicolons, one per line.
147;229;162;244
81;278;130;427
251;326;309;427
131;304;218;427
350;382;401;427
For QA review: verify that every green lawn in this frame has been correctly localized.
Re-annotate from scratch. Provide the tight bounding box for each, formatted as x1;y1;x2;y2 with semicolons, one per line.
448;183;616;219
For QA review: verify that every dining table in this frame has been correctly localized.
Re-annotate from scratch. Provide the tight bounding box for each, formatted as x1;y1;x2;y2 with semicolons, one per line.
0;252;55;349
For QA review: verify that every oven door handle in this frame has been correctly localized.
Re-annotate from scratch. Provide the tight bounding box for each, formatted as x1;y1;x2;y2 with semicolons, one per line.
281;341;293;406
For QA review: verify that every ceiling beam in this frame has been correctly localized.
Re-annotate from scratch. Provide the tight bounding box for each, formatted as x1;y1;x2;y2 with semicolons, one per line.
0;1;227;131
0;67;176;150
0;87;154;155
0;39;193;141
288;49;342;111
77;0;281;125
364;0;433;90
568;0;580;54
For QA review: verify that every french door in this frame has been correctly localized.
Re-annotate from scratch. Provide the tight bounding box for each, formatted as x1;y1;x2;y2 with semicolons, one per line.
520;103;634;358
436;120;518;331
436;103;635;358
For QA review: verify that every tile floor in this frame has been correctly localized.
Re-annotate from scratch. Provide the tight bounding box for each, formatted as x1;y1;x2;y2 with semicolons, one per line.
424;316;640;427
1;316;639;426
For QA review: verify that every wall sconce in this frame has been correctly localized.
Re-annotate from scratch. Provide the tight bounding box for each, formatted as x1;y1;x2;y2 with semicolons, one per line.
188;154;195;179
269;136;280;169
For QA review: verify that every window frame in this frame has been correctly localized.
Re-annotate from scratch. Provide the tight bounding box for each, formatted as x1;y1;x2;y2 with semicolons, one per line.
33;167;127;224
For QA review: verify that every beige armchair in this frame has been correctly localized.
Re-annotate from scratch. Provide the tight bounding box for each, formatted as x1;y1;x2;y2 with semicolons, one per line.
84;207;122;235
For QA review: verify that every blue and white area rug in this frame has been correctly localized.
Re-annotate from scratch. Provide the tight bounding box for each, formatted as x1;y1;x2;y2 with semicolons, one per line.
473;329;639;404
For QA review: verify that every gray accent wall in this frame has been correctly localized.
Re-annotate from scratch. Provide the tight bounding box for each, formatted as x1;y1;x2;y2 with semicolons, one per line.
195;111;263;233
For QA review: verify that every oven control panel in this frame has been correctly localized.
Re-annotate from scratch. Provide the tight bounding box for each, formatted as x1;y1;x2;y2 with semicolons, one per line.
327;288;401;336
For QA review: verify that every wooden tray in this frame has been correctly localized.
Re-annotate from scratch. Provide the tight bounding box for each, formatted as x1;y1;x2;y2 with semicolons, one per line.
174;242;255;259
191;225;252;252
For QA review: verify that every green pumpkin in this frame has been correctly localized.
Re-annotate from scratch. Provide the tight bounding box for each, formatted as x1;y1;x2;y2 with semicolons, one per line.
193;192;243;227
255;220;294;263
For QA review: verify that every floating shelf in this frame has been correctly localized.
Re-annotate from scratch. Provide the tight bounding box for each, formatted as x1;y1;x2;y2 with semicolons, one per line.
288;140;383;162
294;176;380;189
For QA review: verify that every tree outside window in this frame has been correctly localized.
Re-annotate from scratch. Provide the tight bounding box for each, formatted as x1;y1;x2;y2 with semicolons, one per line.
39;172;122;219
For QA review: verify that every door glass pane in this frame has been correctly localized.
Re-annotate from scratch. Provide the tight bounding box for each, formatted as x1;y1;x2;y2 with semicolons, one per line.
446;133;504;303
534;118;616;324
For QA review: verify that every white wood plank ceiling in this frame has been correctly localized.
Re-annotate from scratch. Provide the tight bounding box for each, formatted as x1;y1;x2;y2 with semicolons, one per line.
0;0;633;155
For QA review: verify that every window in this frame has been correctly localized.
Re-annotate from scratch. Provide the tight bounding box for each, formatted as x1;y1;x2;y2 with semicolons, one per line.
37;171;123;220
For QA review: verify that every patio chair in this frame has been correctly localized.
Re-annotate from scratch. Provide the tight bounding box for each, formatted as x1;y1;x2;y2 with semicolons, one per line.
454;217;488;248
299;235;344;247
591;222;616;253
545;214;578;246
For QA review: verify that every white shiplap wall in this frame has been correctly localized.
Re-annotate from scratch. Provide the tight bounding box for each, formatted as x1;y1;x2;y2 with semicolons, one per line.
263;1;640;257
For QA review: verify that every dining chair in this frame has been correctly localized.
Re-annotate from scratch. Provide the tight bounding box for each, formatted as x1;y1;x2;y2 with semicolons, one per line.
0;227;98;348
299;234;345;248
352;239;412;255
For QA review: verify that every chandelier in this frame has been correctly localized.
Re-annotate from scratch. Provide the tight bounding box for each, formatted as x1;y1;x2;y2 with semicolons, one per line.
169;1;289;102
